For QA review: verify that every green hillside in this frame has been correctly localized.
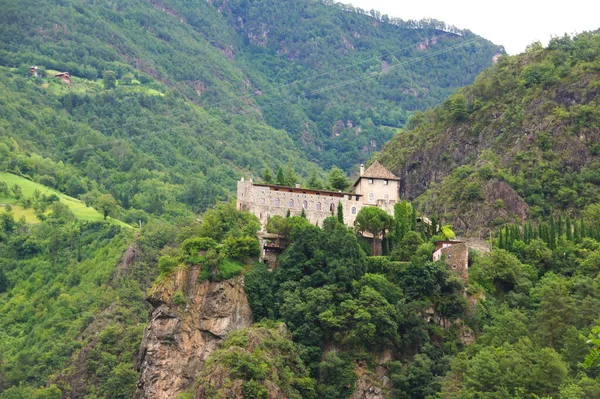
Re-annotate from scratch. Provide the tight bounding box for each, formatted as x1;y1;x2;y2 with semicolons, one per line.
379;31;600;235
0;0;502;174
0;172;127;224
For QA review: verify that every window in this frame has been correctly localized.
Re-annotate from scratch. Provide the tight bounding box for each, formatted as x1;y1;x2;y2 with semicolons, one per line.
368;178;373;184
351;207;356;215
330;203;335;212
384;194;389;201
368;192;374;202
274;198;280;207
384;179;388;185
289;199;294;207
260;198;265;204
302;200;308;209
316;202;322;210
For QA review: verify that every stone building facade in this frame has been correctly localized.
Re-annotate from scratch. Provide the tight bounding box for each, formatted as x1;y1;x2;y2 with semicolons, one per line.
432;240;469;282
236;161;400;229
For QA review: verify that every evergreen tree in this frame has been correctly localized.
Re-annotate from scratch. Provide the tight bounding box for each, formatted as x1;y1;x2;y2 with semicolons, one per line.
276;167;287;186
103;70;116;89
410;208;417;232
557;214;564;238
573;217;579;242
329;166;350;192
284;165;299;187
566;214;573;241
263;168;274;184
307;171;324;190
580;216;585;239
337;202;344;224
549;216;556;250
393;201;411;245
300;208;307;219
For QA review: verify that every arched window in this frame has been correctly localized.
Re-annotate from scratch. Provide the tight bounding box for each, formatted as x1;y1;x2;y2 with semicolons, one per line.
368;192;374;202
316;202;322;210
351;207;357;215
274;198;280;207
330;203;335;212
302;200;308;209
384;194;389;201
289;199;294;208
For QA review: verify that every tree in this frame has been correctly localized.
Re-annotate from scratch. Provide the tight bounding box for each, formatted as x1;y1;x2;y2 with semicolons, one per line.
394;231;424;261
329;166;350;192
354;207;393;255
337;202;343;224
120;73;134;85
393;200;411;244
262;167;274;184
97;194;117;220
103;70;117;89
307;171;325;190
276;167;287;186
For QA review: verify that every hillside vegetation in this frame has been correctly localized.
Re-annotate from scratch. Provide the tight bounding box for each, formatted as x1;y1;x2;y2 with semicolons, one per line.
0;172;128;225
0;0;501;179
379;31;600;235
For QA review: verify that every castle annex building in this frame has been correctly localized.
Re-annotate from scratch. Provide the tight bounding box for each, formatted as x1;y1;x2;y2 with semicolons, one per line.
237;161;400;228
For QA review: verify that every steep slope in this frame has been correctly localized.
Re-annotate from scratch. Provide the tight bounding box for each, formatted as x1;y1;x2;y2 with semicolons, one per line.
378;32;600;235
0;66;315;219
0;0;502;175
217;0;503;169
135;270;252;399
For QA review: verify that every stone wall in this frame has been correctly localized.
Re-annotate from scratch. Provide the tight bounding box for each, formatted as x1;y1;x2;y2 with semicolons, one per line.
434;242;468;282
237;180;396;229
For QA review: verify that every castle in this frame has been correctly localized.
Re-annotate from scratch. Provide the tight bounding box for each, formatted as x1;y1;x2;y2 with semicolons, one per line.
236;161;400;228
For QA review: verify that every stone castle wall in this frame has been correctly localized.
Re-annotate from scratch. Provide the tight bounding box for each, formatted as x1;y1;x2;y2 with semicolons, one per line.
236;180;397;229
433;242;468;282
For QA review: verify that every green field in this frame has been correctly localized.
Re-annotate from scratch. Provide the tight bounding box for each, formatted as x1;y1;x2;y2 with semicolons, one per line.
0;172;130;227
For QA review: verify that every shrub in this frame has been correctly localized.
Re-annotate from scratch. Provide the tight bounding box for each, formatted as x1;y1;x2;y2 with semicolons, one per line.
462;181;484;201
216;258;244;281
173;290;186;306
222;235;260;259
158;255;178;274
181;237;218;256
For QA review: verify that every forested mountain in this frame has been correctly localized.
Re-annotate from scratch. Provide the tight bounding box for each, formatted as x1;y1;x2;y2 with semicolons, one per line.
379;31;600;235
10;1;599;399
0;0;502;188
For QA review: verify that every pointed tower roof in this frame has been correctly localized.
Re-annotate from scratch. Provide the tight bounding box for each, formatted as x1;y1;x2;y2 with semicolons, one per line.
361;161;399;180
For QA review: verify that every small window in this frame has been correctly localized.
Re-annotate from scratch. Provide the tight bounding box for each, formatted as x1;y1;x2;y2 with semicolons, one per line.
274;198;280;207
302;200;308;209
330;203;335;212
260;198;265;204
316;202;322;211
289;199;294;208
384;179;389;185
368;178;373;184
368;193;374;202
384;194;389;201
351;207;357;215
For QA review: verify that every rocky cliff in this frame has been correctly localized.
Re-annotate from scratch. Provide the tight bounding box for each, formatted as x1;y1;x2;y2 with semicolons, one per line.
134;267;252;399
378;35;600;235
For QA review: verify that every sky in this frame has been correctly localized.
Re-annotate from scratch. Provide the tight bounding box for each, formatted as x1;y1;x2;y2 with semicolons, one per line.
342;0;600;55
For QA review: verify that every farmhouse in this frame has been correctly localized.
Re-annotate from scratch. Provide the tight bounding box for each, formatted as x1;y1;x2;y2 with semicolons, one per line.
236;161;400;229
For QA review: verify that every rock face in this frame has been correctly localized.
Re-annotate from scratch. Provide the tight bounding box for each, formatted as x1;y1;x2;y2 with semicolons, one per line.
134;267;252;399
348;351;392;399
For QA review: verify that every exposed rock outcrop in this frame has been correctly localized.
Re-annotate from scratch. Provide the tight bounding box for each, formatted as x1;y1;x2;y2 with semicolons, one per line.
134;267;252;399
349;351;392;399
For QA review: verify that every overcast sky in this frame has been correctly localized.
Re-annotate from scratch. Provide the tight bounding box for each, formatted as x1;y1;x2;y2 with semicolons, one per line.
342;0;600;54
